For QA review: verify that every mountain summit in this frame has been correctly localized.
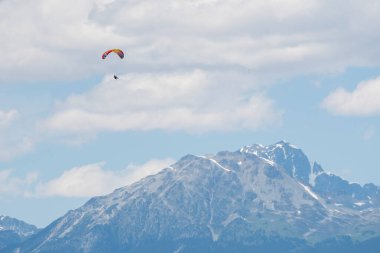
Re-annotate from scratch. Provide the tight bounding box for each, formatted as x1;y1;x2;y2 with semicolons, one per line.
10;141;380;253
0;215;38;251
240;141;313;184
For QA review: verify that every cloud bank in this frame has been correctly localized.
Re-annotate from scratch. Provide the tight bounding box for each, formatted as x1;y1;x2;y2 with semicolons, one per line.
2;0;380;81
43;70;281;134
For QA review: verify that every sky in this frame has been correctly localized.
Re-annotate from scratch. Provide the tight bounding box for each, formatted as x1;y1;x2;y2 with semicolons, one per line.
1;0;380;228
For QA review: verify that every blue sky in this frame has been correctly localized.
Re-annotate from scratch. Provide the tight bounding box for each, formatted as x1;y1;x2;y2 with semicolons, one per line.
1;0;380;227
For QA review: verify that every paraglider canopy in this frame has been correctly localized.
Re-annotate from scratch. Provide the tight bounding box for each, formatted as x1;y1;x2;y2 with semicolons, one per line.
102;49;124;80
102;49;124;59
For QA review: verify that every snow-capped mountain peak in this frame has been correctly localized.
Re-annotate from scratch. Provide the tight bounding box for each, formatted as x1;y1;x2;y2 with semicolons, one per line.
239;141;311;185
8;141;380;253
0;215;38;237
0;215;39;251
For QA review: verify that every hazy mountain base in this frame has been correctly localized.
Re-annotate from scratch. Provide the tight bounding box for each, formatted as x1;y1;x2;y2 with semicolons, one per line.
10;212;380;253
0;230;22;250
10;233;380;253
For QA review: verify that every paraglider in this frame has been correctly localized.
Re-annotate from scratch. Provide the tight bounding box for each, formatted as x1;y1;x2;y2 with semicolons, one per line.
102;49;124;80
102;49;124;59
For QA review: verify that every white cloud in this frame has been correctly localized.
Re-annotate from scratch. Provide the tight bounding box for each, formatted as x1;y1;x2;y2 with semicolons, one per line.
0;0;127;82
0;137;34;161
0;158;174;198
42;70;281;134
0;109;18;128
322;76;380;116
36;158;175;197
2;0;380;82
0;169;38;196
0;109;34;161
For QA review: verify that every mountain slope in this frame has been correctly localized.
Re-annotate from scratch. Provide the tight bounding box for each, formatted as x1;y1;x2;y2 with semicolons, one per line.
10;141;380;253
0;215;38;250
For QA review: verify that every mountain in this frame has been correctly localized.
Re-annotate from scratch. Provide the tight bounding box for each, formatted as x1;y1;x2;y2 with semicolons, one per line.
241;141;380;210
0;215;38;250
8;141;380;253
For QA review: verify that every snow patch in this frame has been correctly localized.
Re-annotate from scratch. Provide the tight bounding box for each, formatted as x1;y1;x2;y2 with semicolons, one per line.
196;155;231;172
222;213;241;227
209;158;231;172
299;183;319;200
208;191;219;242
208;225;219;242
173;245;184;253
259;157;275;166
303;228;317;238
